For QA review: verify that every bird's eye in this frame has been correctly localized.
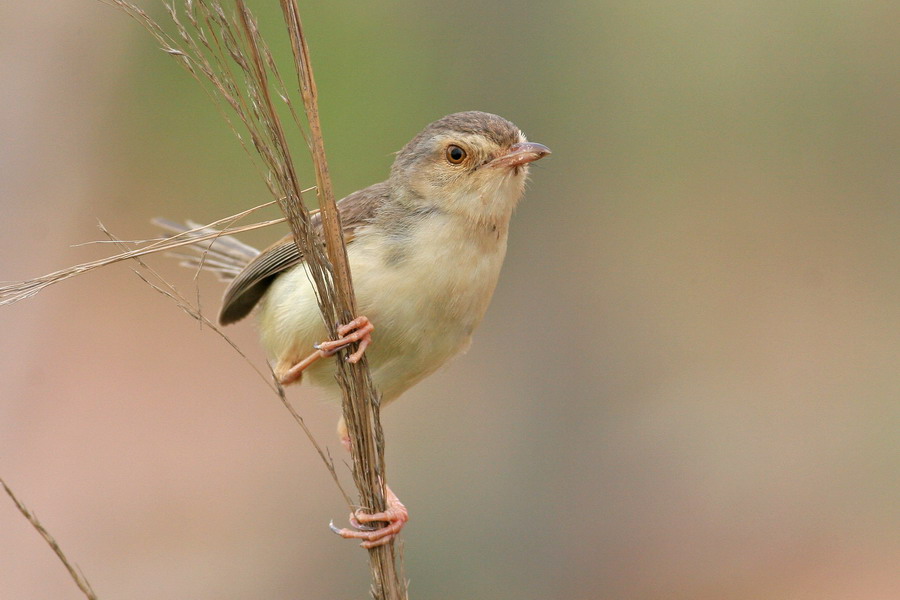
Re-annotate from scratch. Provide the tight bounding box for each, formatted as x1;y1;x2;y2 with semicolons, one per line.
446;145;467;164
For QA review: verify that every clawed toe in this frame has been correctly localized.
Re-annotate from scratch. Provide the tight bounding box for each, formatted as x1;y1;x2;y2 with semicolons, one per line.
329;485;408;549
315;316;374;363
329;511;407;548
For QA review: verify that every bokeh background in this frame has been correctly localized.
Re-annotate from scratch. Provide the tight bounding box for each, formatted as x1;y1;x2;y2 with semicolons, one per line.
2;2;897;598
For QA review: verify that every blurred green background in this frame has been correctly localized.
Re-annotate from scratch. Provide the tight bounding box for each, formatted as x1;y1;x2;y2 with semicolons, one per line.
1;1;897;598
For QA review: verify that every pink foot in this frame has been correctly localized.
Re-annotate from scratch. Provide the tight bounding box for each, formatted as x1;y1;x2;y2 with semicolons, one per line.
278;316;374;385
330;484;408;549
315;316;374;364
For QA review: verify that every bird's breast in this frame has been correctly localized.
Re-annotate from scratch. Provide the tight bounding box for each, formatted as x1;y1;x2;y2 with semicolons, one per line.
347;213;510;399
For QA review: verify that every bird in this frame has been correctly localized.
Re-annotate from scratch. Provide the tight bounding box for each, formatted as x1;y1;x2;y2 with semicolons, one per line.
158;111;550;547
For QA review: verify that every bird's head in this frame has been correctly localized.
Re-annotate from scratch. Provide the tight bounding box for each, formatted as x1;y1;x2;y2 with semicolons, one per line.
390;111;550;226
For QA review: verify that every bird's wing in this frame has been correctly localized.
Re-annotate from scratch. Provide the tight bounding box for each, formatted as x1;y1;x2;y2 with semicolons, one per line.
219;182;389;325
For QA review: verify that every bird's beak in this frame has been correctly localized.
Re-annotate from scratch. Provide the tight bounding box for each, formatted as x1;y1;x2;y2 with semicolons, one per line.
487;142;552;169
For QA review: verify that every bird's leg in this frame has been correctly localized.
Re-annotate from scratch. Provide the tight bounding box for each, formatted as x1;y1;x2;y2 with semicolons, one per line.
278;316;374;385
330;483;409;549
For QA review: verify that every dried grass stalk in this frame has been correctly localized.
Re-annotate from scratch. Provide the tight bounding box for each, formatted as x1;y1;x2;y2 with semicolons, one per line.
104;1;406;597
100;224;354;509
0;199;287;306
1;478;98;600
2;1;406;595
2;1;407;596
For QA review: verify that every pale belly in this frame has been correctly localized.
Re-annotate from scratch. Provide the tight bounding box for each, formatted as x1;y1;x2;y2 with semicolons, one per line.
256;215;509;403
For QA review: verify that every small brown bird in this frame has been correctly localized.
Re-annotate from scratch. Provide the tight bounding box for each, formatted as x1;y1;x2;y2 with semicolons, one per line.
160;111;550;546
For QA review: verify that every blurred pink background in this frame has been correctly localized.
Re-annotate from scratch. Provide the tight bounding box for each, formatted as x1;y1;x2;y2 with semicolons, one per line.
2;2;897;599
